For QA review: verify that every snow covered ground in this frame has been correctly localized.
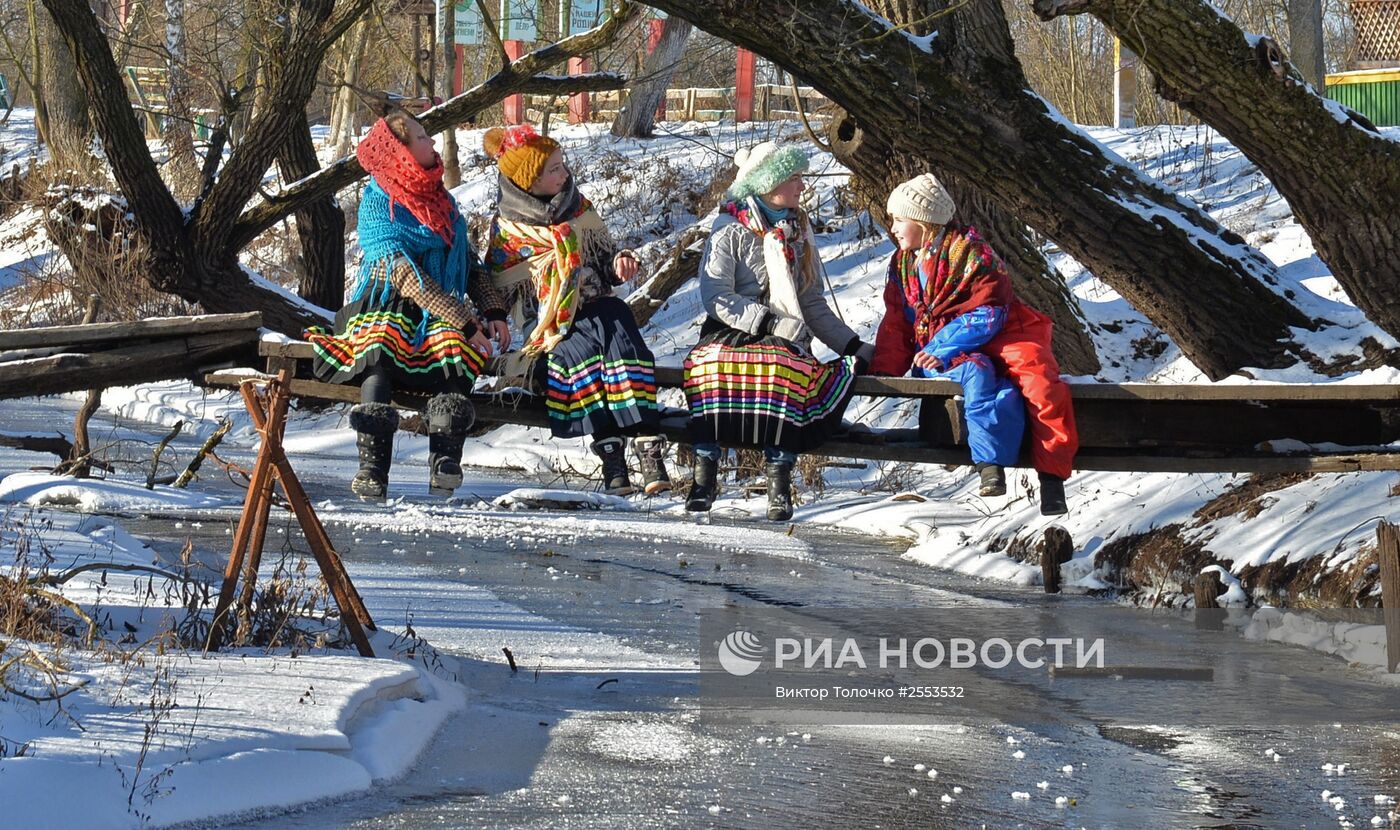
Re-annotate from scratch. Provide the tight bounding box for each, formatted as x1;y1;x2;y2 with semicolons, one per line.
3;110;1400;825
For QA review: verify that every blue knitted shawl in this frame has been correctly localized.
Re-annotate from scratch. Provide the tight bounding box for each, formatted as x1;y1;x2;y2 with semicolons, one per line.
352;179;471;307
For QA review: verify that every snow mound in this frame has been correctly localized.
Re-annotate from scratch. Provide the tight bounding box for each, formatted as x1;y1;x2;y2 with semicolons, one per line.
494;487;637;511
0;472;232;511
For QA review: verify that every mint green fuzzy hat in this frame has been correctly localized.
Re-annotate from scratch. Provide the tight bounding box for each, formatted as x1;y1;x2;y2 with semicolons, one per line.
727;141;810;200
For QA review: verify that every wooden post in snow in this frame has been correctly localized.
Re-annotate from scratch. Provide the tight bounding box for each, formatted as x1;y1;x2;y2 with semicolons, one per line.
1113;37;1137;129
1378;520;1400;672
1042;526;1073;593
1194;570;1223;609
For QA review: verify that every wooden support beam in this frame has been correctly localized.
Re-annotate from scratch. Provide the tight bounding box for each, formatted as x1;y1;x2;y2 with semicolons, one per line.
209;372;375;658
567;55;591;123
735;47;755;122
0;312;262;351
209;378;289;651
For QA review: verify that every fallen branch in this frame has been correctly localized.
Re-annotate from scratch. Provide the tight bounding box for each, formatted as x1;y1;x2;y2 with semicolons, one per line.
174;416;232;488
32;561;206;589
146;420;184;490
0;432;76;460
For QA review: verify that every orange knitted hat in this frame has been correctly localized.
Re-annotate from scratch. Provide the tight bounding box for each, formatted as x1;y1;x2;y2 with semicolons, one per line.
483;124;560;191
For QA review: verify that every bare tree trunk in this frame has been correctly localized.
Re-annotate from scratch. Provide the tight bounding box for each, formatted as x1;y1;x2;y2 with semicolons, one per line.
69;294;102;479
278;111;346;311
26;0;50;144
39;2;91;168
1034;0;1400;352
163;0;201;199
437;0;461;187
646;0;1311;380
611;15;692;138
330;18;370;157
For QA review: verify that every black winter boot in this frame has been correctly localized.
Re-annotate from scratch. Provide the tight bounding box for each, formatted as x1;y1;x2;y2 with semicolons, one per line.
591;437;635;496
976;462;1007;497
426;393;474;497
766;461;794;522
686;453;719;512
348;403;399;501
1039;472;1069;516
633;436;672;495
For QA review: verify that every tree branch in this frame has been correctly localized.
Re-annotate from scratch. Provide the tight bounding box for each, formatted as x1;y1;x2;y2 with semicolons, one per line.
228;6;638;249
191;0;340;254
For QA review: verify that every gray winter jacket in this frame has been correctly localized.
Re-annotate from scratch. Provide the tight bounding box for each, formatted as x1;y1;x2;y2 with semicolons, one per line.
699;212;865;357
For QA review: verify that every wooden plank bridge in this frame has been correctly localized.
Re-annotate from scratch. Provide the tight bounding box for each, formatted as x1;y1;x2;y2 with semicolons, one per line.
0;313;1395;472
198;338;1400;474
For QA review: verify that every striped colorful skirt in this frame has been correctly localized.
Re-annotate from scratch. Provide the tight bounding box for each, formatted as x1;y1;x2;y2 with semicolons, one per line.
306;288;486;391
538;296;659;439
683;321;858;452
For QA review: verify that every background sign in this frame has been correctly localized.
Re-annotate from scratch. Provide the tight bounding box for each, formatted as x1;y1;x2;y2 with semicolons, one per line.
454;0;483;45
499;0;538;41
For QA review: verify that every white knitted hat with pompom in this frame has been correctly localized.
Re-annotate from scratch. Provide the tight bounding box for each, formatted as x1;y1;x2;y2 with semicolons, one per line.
728;141;810;200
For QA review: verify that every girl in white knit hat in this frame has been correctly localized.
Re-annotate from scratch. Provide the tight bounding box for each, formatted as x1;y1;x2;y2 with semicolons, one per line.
682;140;875;521
870;173;1077;515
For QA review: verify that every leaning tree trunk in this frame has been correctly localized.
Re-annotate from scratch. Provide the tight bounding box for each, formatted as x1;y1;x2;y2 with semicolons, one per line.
646;0;1311;380
278;111;346;311
611;14;693;138
38;2;91;169
1033;0;1400;352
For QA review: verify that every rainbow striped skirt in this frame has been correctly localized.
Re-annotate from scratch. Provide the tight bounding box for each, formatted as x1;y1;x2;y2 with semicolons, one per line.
683;322;858;452
540;296;659;439
306;289;486;391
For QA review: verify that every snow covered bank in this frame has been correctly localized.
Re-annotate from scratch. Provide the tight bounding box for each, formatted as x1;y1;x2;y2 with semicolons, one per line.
0;505;465;829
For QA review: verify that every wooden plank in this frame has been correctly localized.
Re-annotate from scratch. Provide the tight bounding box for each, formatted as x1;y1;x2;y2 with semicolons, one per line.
252;342;1400;402
0;330;258;399
1380;521;1400;673
252;346;1400;448
0;312;262;351
201;371;1400;473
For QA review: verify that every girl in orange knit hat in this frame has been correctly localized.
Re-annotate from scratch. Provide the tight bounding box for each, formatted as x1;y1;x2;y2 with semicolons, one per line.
307;109;507;501
483;124;671;496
